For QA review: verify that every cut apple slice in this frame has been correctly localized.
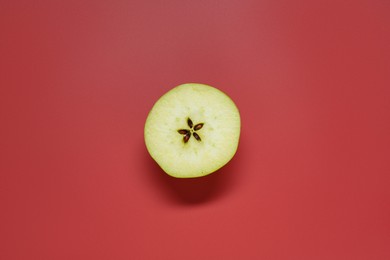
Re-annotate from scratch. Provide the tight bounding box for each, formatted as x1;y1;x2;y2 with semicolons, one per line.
144;83;241;178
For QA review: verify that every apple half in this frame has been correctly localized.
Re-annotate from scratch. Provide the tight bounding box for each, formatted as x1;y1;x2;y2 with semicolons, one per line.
144;83;241;178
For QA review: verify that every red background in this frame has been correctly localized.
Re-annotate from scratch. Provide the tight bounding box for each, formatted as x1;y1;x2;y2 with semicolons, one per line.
1;0;389;259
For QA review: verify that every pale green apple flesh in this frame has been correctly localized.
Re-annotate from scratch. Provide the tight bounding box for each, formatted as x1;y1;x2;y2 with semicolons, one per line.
144;83;241;178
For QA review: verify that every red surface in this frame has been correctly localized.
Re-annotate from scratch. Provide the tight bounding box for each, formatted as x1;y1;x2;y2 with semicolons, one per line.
1;1;389;259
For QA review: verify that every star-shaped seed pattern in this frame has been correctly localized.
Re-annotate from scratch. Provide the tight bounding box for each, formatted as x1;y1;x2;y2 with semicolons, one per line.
177;118;204;143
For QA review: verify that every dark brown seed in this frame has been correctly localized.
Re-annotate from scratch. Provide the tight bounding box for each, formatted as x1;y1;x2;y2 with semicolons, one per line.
194;123;204;131
193;132;201;141
177;129;189;135
183;133;191;143
187;118;193;128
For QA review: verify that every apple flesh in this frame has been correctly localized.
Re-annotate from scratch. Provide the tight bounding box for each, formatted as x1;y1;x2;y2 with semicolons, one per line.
144;83;241;178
